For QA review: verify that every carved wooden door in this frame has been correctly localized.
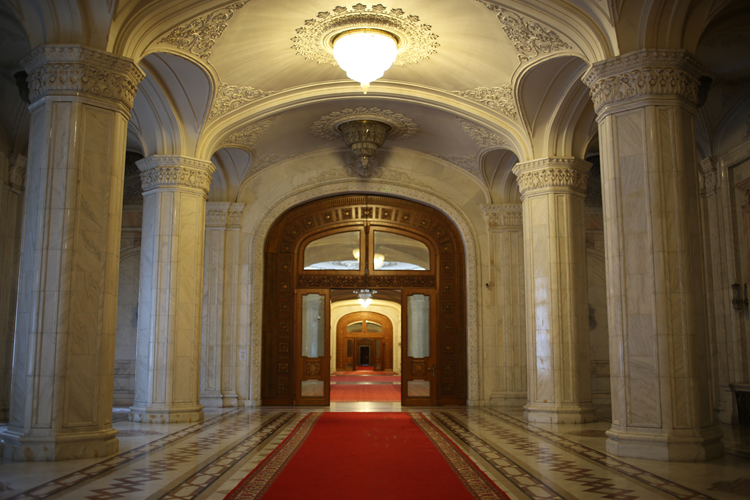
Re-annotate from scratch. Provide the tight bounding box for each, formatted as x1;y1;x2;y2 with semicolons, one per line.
296;289;330;405
402;289;437;406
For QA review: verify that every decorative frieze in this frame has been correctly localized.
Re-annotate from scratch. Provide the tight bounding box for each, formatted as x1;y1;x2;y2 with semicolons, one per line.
6;154;26;191
699;156;719;196
21;45;144;110
137;155;215;194
227;203;245;227
512;157;591;197
452;86;517;120
206;202;231;227
582;49;704;115
482;204;522;230
159;1;249;60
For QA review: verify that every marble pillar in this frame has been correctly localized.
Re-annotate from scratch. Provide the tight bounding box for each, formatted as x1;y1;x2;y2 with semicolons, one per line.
513;158;596;424
129;156;214;424
483;205;527;408
0;45;143;461
583;49;723;461
0;154;26;422
222;204;244;407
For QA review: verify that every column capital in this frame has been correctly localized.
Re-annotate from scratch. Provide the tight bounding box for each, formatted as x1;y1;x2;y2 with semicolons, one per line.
6;154;26;191
512;157;591;198
735;175;750;209
137;155;215;196
227;203;245;227
582;49;704;116
21;44;145;110
482;204;522;230
699;156;719;196
206;202;231;227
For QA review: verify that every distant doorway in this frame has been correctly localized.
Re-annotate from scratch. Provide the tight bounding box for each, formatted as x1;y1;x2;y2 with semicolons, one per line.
359;345;370;366
335;311;393;372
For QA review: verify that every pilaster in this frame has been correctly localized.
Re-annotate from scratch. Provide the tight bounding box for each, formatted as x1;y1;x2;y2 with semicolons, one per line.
0;45;143;461
483;205;526;409
513;158;596;424
130;155;214;424
583;49;723;461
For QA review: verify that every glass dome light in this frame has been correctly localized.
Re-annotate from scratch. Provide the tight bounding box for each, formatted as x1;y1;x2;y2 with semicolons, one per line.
333;29;398;94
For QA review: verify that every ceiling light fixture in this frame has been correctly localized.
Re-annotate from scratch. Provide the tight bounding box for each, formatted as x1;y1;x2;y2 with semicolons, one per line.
332;29;398;94
355;289;377;308
338;119;391;168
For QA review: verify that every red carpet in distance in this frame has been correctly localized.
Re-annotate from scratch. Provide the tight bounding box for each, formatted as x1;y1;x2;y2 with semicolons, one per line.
225;412;509;500
329;383;401;402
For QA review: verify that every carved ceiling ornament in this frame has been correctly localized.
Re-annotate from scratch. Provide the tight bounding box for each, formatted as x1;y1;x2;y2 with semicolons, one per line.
482;204;522;230
21;45;145;110
311;107;418;141
475;2;571;63
435;155;481;178
158;1;249;60
222;116;279;147
209;83;276;120
512;157;591;197
582;49;704;115
291;4;439;67
137;155;215;195
452;86;518;120
457;118;508;148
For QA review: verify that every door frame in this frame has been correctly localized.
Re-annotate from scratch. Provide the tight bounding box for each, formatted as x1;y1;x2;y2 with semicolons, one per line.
335;311;394;372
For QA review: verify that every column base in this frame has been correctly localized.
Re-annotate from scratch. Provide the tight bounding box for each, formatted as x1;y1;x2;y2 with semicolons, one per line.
200;391;223;408
490;391;527;409
524;403;597;424
129;405;204;424
0;427;119;461
606;427;724;462
222;393;238;407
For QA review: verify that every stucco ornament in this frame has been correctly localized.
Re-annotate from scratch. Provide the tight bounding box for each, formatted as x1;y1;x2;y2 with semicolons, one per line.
482;204;522;229
137;155;215;195
435;155;481;178
475;2;571;62
209;84;276;120
457;118;508;148
311;107;418;141
222;116;279;147
453;86;518;120
291;4;439;66
512;157;591;197
159;2;249;60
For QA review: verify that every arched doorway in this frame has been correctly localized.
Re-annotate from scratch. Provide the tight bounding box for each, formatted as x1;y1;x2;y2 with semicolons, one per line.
262;195;466;406
335;311;394;372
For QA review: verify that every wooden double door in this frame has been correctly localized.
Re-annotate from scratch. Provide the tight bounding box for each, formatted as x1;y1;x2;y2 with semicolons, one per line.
336;311;393;372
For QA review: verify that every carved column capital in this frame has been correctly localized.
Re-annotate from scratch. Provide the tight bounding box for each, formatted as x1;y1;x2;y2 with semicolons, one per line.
699;156;719;196
206;202;231;227
482;204;522;230
582;49;704;116
137;155;215;196
21;45;145;110
6;154;26;191
735;176;750;210
227;203;245;228
512;157;591;198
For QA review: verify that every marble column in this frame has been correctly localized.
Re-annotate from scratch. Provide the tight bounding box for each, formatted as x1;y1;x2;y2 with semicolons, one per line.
483;205;527;409
129;155;214;424
513;158;596;424
0;154;26;422
583;49;723;461
0;45;143;460
222;203;244;407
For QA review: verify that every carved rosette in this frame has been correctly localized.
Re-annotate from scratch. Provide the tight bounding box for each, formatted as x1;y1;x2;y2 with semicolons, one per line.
7;154;27;191
137;155;215;195
482;204;522;230
582;49;704;116
512;157;591;198
699;157;719;196
22;45;145;110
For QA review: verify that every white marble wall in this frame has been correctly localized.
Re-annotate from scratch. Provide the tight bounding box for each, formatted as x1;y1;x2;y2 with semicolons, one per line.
0;153;25;422
584;49;723;461
513;158;596;424
130;155;214;424
114;251;140;406
0;45;143;461
483;205;527;409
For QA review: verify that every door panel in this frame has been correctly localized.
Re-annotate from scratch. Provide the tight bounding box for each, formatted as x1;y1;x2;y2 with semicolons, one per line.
402;289;437;406
296;289;330;405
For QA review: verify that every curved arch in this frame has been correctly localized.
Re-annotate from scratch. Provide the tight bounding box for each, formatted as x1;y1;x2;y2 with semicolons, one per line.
334;311;394;371
246;181;481;405
130;70;183;156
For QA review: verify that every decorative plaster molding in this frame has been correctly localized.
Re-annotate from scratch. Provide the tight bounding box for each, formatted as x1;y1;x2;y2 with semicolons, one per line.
291;4;439;67
206;202;231;227
296;165;432;190
482;204;522;229
735;176;750;207
209;83;276;120
21;45;144;110
311;107;418;141
475;2;570;62
435;155;481;178
137;155;215;194
699;156;719;196
582;49;704;115
159;1;249;60
512;157;591;197
247;153;299;177
249;181;480;404
457;118;508;148
7;154;26;191
222;116;278;147
452;86;517;120
227;203;245;226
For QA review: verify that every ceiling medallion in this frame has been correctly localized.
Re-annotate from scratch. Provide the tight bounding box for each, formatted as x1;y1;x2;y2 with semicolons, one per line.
312;107;418;141
291;4;439;89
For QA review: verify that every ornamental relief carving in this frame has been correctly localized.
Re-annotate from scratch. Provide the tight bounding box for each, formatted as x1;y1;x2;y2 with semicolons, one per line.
159;1;249;60
6;154;26;191
482;204;522;229
209;84;276;120
22;46;144;110
434;155;481;178
475;2;571;62
699;157;718;196
137;156;215;194
222;116;279;147
512;158;590;195
457;119;508;148
452;86;518;120
311;107;418;141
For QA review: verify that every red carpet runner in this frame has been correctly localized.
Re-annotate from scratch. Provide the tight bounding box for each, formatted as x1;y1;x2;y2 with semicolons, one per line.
329;383;401;402
225;412;509;500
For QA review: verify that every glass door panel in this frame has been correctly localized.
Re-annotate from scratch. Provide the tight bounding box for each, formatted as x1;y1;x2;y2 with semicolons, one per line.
296;290;330;405
402;289;437;405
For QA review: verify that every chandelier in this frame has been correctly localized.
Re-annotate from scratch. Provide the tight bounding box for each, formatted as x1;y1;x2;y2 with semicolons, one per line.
332;29;398;94
354;289;377;308
338;119;391;168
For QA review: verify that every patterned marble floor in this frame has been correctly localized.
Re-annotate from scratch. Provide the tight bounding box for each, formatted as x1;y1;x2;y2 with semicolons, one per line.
0;405;748;500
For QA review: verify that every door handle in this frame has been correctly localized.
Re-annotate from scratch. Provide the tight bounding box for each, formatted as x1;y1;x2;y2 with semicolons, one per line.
429;364;436;378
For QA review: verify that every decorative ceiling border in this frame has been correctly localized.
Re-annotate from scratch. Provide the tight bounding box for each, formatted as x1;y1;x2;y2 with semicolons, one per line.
452;86;518;121
158;1;250;60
